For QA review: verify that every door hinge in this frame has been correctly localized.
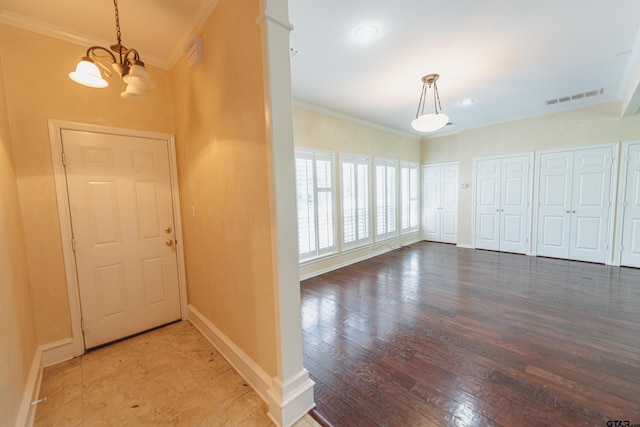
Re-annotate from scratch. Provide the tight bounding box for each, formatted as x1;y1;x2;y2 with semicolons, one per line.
71;239;77;251
61;151;66;166
80;319;85;332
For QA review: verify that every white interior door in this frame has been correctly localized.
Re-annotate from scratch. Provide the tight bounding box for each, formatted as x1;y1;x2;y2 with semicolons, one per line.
537;151;573;259
63;129;181;349
475;159;501;250
440;164;458;244
422;163;457;243
422;166;441;241
569;146;613;263
536;146;613;263
500;155;530;254
621;142;640;267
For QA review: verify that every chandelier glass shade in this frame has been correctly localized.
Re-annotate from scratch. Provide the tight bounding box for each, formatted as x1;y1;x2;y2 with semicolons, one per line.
411;73;448;132
68;0;156;100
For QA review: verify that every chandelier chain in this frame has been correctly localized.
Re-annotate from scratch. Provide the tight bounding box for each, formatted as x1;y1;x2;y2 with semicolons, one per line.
113;0;122;45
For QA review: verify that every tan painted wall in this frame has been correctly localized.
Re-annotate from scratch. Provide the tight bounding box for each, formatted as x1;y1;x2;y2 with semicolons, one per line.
0;24;175;344
293;106;422;278
171;0;277;375
0;47;38;427
422;102;640;246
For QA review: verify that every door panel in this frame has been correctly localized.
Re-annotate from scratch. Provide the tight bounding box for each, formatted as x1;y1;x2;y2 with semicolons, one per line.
499;156;530;253
422;164;458;243
422;168;441;240
621;143;640;267
569;147;611;263
537;151;573;259
63;129;181;349
475;155;531;254
440;165;458;244
475;159;500;250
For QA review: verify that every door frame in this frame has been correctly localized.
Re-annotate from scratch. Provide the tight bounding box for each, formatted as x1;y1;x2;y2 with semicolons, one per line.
532;142;619;264
48;119;188;358
471;152;534;254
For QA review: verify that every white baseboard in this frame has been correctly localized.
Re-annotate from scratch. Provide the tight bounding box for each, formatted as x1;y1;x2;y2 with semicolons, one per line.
300;237;422;281
187;305;273;403
266;370;315;427
188;305;315;427
456;243;473;249
15;346;44;427
41;338;76;367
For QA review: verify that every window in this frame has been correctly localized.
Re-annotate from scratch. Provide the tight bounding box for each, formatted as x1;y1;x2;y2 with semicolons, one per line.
341;154;371;249
295;150;336;262
401;162;420;234
375;158;398;240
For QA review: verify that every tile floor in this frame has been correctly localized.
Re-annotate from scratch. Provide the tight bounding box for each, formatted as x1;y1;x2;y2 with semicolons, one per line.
34;321;320;427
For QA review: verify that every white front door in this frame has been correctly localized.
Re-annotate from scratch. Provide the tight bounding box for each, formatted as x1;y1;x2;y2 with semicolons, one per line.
621;142;640;267
63;129;181;349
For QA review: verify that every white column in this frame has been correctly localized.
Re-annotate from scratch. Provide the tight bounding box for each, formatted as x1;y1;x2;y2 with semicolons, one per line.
258;1;315;426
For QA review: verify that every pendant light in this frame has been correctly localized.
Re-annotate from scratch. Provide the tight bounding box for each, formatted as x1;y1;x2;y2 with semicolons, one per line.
68;0;156;100
411;73;448;132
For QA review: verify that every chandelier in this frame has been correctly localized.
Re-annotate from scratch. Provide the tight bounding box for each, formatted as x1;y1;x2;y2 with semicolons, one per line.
411;73;449;132
68;0;156;101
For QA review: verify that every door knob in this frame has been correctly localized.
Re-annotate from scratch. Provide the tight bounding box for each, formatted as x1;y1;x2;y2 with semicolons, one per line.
165;227;173;233
166;239;174;246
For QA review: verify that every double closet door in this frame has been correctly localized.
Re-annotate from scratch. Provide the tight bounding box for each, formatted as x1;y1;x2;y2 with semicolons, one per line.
474;154;532;254
422;163;458;244
536;145;615;263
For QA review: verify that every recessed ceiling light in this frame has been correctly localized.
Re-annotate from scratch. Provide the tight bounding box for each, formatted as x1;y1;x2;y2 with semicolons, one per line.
354;25;379;41
459;98;476;106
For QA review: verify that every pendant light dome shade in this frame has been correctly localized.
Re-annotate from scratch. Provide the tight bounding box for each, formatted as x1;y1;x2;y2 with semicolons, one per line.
123;62;156;90
411;112;449;133
411;73;448;133
69;58;108;88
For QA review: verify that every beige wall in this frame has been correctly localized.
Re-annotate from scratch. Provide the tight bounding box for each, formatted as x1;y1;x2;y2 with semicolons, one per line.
0;23;176;344
171;0;277;375
0;46;38;427
293;105;422;278
422;101;640;245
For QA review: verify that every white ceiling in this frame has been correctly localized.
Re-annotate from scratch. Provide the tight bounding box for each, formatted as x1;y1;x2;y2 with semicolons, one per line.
1;0;639;136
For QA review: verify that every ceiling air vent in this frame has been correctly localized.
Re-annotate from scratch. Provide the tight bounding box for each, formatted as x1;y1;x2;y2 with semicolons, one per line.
544;88;603;106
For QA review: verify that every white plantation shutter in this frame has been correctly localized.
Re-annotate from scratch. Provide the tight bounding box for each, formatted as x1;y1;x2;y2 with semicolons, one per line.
295;150;336;262
401;162;419;234
375;158;399;240
341;154;371;249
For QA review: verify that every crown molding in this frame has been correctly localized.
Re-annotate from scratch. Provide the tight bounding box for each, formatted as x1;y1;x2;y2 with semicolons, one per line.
292;99;421;140
0;10;169;69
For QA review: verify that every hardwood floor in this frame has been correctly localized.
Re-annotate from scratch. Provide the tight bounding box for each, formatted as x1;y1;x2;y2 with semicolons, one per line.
301;242;640;426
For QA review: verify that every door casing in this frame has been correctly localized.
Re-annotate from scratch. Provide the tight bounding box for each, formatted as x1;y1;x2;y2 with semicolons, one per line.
49;119;188;358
